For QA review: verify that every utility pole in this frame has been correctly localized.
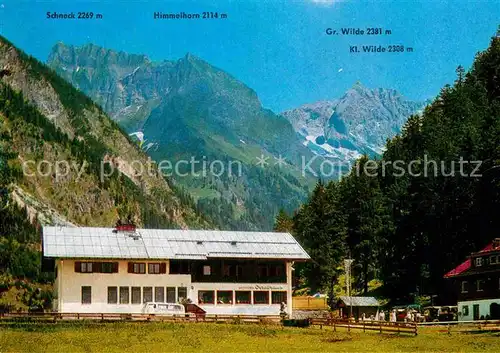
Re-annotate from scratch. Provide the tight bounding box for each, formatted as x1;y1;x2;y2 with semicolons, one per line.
344;258;354;319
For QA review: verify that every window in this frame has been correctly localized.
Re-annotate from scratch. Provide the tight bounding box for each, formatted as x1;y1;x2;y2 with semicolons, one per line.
271;264;285;277
198;290;215;304
477;279;485;292
203;265;211;276
178;287;187;302
81;262;93;273
81;286;91;304
236;265;243;278
253;291;269;304
223;264;231;277
143;287;153;303
155;287;165;302
107;287;118;304
217;291;233;304
461;281;469;293
223;264;237;277
119;286;129;304
462;305;469;316
475;257;483;267
235;291;251;304
167;287;176;303
272;291;287;304
131;287;142;304
491;256;500;265
128;262;146;274
149;263;160;274
258;265;269;278
101;262;118;273
169;260;190;274
148;263;164;274
75;261;118;273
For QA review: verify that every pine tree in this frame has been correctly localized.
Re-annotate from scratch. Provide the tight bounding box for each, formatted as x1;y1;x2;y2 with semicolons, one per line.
293;181;347;299
339;156;392;294
273;209;294;232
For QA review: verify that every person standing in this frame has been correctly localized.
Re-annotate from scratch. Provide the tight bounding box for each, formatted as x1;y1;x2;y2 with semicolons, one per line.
390;309;397;322
280;302;287;320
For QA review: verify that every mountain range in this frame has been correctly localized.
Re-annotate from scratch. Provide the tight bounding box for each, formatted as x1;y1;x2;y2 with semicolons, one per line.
281;82;428;165
0;36;207;229
46;42;427;231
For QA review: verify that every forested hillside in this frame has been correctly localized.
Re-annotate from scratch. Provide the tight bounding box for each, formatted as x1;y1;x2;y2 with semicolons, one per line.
288;29;500;303
1;120;52;310
0;35;209;229
0;36;210;310
47;43;324;231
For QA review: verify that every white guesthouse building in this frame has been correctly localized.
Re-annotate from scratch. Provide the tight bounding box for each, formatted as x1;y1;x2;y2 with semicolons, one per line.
42;225;310;316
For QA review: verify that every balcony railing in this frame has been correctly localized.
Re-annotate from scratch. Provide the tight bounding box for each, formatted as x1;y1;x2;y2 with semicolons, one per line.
191;274;287;283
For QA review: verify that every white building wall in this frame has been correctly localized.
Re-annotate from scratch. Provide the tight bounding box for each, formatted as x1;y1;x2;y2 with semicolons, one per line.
189;262;292;316
458;298;500;321
56;259;191;313
192;282;289;316
54;259;294;315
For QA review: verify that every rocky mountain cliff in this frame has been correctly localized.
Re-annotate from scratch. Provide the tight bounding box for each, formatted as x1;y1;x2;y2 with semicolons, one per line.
281;82;428;167
47;43;319;231
46;43;427;230
0;36;207;229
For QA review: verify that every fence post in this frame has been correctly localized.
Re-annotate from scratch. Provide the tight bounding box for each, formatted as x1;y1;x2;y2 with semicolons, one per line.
379;323;382;334
415;324;418;336
334;321;336;332
363;322;365;333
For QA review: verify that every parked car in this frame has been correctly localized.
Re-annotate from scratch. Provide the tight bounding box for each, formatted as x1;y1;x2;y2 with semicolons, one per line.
438;306;458;321
422;305;458;322
142;302;186;315
395;308;407;321
393;304;422;322
423;306;441;322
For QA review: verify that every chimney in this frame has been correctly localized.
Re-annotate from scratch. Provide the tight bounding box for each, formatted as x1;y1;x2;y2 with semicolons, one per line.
115;224;137;232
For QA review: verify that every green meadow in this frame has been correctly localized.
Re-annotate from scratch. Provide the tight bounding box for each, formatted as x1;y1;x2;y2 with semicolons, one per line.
1;321;499;352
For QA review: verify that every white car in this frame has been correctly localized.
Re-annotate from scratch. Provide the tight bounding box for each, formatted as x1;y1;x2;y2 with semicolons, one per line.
142;302;186;315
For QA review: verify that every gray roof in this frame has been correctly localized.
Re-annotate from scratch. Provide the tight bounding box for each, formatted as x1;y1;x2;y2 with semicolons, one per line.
42;226;310;260
339;296;380;307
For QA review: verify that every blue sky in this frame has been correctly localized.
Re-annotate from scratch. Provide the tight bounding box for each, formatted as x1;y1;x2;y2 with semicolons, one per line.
0;0;498;112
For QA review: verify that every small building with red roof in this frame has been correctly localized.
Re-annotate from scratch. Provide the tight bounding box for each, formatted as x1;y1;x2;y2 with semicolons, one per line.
444;239;500;321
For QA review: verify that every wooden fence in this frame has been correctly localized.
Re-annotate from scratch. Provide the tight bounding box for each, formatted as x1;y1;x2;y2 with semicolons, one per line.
0;312;417;335
292;297;329;310
418;319;500;334
0;312;282;324
309;318;418;336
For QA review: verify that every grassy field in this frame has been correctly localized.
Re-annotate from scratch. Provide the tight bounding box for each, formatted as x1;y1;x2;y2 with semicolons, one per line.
1;321;499;352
